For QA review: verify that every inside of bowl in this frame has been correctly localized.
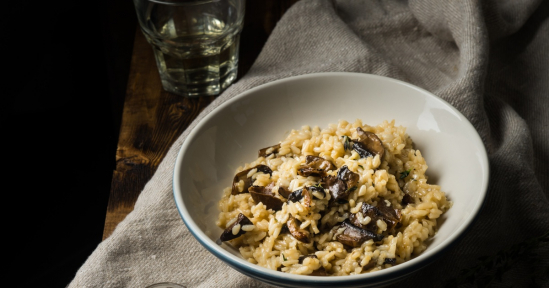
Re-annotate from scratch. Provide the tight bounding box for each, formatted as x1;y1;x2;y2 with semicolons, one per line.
175;73;488;268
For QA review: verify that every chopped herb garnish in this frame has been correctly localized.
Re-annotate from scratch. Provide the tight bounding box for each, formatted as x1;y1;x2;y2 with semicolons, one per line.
400;168;412;179
342;135;351;151
314;183;323;188
358;165;364;169
282;254;287;261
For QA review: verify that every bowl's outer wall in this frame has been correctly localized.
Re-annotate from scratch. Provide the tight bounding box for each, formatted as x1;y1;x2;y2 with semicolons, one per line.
173;72;489;287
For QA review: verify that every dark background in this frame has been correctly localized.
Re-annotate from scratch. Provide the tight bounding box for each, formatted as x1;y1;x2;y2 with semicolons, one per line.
2;0;289;286
3;0;135;287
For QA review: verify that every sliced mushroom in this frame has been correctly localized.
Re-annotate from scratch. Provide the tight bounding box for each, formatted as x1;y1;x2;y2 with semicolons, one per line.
352;127;384;159
277;186;292;198
231;165;273;195
335;220;383;247
352;142;374;158
376;203;402;231
287;215;311;243
349;202;402;232
280;223;289;234
384;258;397;265
309;267;328;276
286;187;312;207
297;155;336;177
258;143;281;158
401;194;414;207
324;165;359;202
287;189;304;203
219;213;253;241
338;165;360;189
249;185;284;211
308;155;335;171
361;259;377;272
323;175;346;202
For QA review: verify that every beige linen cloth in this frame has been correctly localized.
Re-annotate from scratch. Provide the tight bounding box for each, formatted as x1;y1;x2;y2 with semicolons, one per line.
69;0;549;287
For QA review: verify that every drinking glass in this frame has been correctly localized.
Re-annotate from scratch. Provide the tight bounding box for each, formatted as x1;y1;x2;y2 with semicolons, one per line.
133;0;245;97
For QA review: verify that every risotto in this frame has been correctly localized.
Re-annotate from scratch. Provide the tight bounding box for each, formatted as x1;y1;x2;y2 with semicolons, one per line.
216;119;452;276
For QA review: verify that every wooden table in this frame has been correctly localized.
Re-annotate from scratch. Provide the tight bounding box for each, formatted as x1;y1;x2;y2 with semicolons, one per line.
103;0;300;240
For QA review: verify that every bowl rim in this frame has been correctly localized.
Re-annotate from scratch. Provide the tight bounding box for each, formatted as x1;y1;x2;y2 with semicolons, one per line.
172;72;489;285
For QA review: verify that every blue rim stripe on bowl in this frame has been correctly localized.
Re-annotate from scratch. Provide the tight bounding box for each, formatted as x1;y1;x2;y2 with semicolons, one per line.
172;72;490;287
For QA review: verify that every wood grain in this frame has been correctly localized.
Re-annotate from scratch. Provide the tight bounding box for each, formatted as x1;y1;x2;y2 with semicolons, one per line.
104;0;300;240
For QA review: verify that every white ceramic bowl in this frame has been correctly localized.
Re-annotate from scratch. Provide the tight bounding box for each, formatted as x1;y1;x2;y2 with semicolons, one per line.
173;72;489;287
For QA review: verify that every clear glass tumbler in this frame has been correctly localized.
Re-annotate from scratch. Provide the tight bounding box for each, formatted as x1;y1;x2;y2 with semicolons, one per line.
133;0;245;97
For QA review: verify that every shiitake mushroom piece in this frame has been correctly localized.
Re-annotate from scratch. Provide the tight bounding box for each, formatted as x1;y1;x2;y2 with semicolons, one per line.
287;215;311;243
335;220;384;248
219;213;253;242
297;155;336;177
338;165;360;188
277;186;292;198
352;127;385;159
323;175;346;202
280;223;289;234
287;185;326;202
349;202;402;232
231;165;273;195
287;189;304;203
258;143;281;158
309;267;328;276
249;185;284;211
323;165;359;202
401;194;414;207
360;259;377;272
286;187;313;208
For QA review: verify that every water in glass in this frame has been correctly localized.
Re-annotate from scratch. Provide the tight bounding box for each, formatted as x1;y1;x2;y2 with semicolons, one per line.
135;0;244;97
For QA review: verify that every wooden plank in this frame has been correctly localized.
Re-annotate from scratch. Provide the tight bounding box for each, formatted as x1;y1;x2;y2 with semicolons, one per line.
103;0;300;240
104;28;215;239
